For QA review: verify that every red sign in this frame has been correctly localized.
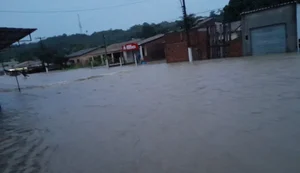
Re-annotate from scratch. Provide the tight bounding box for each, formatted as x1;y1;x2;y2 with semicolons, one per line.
122;43;139;51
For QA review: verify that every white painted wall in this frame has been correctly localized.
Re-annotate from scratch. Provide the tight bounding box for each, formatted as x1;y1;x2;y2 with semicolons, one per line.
139;46;144;60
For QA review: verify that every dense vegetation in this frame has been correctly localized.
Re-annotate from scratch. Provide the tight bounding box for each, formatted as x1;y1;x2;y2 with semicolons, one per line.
0;0;297;64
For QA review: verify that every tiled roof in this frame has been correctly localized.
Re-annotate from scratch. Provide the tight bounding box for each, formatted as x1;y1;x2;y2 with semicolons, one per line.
195;17;214;27
65;47;98;58
138;34;164;45
241;1;298;15
15;60;42;68
66;39;142;58
88;39;141;56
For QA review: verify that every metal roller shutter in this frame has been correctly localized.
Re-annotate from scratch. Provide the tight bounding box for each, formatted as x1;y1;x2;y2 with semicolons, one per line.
251;25;286;55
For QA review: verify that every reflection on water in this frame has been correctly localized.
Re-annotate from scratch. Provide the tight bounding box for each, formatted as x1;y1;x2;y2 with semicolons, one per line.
0;92;58;173
1;57;300;173
0;109;45;173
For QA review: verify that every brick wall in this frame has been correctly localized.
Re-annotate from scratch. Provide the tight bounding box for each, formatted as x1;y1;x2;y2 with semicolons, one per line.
165;30;209;63
190;30;209;60
227;38;243;57
165;42;188;63
143;37;165;62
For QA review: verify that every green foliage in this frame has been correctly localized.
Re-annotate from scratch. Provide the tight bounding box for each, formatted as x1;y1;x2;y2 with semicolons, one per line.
209;10;224;22
176;14;200;30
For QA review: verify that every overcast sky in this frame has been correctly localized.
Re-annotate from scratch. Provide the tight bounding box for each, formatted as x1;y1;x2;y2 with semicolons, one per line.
0;0;228;38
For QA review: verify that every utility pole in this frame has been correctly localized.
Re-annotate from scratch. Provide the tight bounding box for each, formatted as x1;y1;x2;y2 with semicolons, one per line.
77;14;83;34
103;34;109;68
36;37;48;73
180;0;193;62
36;37;45;49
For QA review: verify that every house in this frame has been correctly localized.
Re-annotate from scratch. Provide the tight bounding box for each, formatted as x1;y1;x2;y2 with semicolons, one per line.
2;59;19;69
66;47;98;65
66;39;141;66
241;1;299;56
88;39;141;65
164;18;215;63
138;34;165;62
164;17;243;63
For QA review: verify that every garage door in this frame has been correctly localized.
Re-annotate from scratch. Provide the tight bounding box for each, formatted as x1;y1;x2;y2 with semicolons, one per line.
251;25;286;55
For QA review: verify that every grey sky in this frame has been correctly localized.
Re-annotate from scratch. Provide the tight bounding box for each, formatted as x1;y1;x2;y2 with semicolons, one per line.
0;0;228;38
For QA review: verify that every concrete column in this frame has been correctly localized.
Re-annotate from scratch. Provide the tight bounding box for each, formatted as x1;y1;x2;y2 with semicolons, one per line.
45;63;48;73
134;53;137;66
119;57;123;67
106;59;109;68
111;53;115;63
100;55;104;65
139;45;144;60
123;51;128;63
188;47;193;63
144;47;147;56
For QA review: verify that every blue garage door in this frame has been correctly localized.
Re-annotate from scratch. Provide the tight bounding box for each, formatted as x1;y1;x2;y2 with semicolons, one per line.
251;25;286;55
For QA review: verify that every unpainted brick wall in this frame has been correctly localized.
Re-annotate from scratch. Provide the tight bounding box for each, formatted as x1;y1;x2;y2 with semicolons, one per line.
165;42;188;63
228;38;243;57
143;37;165;62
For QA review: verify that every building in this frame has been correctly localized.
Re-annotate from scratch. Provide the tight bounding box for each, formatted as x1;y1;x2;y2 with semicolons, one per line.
66;47;98;65
207;20;242;58
66;39;141;66
164;17;243;63
164;30;206;63
241;1;299;56
2;59;19;69
164;18;215;63
138;34;165;62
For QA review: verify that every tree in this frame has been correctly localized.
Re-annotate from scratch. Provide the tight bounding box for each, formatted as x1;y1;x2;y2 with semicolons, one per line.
176;13;199;30
140;23;157;38
209;9;224;22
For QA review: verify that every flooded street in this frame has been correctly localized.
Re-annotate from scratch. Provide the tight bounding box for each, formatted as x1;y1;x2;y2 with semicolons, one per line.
1;56;300;173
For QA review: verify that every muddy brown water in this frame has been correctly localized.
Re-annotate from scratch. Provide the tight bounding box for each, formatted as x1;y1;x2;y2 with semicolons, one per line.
1;56;300;173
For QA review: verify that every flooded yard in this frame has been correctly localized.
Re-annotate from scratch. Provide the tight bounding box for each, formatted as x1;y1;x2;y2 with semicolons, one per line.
1;55;300;173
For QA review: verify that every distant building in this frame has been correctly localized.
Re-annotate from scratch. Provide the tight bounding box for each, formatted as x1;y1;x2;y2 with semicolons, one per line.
14;60;42;68
65;47;99;65
241;1;299;56
66;39;141;66
2;59;19;69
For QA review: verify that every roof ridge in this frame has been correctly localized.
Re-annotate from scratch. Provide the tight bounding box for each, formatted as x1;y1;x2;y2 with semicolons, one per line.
241;1;298;15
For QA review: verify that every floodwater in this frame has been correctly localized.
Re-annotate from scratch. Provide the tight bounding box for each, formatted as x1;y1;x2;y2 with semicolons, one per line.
1;55;300;173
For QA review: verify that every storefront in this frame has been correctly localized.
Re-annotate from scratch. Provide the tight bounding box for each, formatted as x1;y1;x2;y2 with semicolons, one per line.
122;43;140;64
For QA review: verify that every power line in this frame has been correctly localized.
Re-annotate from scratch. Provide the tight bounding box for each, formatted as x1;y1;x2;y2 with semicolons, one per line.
167;7;224;22
194;8;223;15
0;0;147;13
